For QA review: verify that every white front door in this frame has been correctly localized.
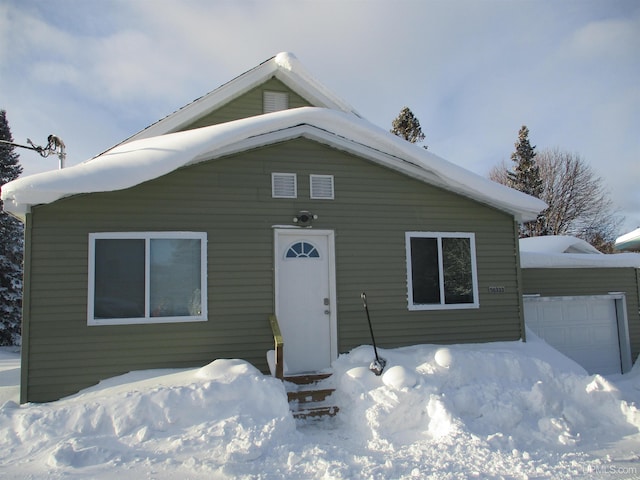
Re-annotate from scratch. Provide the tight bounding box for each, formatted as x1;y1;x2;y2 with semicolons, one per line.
274;229;337;374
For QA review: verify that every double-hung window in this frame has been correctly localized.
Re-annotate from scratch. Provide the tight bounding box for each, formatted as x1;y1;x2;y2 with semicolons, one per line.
88;232;207;325
405;232;479;310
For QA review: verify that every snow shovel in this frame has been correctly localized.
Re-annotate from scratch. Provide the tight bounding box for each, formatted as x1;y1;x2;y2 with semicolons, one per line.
361;292;386;376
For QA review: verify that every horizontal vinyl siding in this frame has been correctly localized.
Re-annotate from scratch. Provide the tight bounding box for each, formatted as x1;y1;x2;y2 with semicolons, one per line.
26;138;522;402
522;268;640;362
182;78;313;130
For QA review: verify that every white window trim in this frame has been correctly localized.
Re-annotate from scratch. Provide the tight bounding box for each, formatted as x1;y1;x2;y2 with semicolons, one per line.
272;172;297;198
88;232;208;326
405;231;479;311
310;174;335;200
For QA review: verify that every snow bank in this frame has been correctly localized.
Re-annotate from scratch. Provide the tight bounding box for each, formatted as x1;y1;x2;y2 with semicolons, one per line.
0;339;638;479
0;358;296;477
333;336;639;454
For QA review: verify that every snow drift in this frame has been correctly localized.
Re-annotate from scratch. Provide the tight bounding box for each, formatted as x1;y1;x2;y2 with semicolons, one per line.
334;338;639;452
0;335;638;479
0;358;297;477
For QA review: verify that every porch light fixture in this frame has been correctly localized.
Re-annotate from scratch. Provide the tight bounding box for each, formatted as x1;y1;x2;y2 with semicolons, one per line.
293;210;318;226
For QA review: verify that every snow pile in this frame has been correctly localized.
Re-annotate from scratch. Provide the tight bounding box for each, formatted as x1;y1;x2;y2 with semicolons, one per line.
0;358;296;477
334;336;639;453
0;338;639;479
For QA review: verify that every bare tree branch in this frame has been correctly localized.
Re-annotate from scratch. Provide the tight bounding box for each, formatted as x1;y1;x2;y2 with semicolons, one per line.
490;147;622;251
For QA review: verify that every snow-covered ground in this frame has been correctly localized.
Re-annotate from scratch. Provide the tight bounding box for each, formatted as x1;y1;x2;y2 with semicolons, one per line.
0;332;639;479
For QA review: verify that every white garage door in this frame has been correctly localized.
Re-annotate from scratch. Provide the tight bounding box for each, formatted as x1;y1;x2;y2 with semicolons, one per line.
524;295;623;375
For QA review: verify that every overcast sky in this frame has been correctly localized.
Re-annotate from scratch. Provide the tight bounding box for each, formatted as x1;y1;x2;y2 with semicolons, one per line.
2;0;638;233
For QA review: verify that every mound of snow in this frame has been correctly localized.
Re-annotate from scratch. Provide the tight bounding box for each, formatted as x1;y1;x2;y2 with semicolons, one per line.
0;339;638;479
0;359;296;476
333;339;640;454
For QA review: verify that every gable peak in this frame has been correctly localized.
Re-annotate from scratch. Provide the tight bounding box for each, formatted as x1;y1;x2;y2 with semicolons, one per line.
274;52;298;71
118;52;360;146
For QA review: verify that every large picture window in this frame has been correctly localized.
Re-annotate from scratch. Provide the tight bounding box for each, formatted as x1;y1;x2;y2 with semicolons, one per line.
88;232;207;325
405;232;479;310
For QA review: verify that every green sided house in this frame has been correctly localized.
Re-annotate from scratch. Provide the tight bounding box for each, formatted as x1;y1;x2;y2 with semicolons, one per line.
2;53;546;403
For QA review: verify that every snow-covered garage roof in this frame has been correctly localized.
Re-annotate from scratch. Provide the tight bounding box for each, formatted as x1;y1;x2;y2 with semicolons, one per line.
520;236;640;268
520;235;602;255
1;107;546;222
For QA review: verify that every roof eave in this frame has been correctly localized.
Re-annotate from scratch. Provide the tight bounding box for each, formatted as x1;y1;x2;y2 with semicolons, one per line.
2;108;545;223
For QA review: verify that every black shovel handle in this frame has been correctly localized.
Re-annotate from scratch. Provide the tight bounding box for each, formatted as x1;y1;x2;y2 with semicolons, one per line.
361;292;381;362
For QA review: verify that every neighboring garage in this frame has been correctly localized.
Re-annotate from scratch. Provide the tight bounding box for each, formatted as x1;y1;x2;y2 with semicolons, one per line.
520;236;640;375
523;294;631;374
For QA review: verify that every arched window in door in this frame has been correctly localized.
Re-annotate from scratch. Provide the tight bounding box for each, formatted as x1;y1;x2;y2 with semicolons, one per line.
285;241;320;259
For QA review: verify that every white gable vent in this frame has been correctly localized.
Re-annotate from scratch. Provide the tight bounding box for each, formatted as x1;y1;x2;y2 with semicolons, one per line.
310;175;334;200
272;173;297;198
263;91;289;113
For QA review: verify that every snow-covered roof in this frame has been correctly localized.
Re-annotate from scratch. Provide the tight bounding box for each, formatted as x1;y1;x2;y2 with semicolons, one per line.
119;52;360;146
1;107;546;222
1;52;547;223
520;236;640;268
520;235;602;255
615;227;640;252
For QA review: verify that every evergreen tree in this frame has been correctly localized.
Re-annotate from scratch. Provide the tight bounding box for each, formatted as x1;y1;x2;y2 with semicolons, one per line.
506;125;545;237
507;125;542;198
0;110;24;345
391;107;427;147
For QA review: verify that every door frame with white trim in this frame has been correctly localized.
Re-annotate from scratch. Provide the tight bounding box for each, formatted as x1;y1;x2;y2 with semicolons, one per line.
274;228;338;374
